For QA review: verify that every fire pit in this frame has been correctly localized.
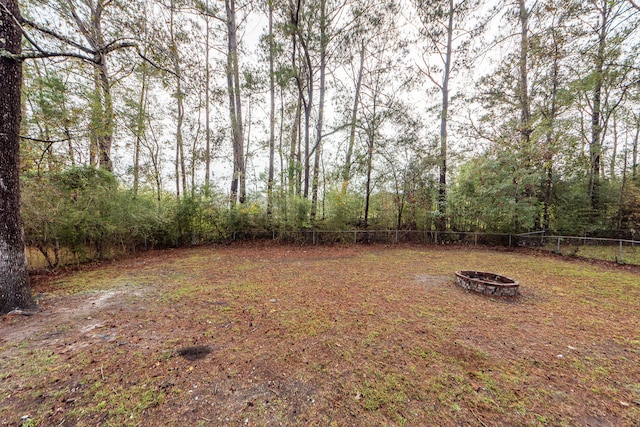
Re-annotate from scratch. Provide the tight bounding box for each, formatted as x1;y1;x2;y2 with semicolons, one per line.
454;271;519;297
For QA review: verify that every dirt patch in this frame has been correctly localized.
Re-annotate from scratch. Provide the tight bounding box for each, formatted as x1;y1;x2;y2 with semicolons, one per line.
2;244;639;426
1;287;147;346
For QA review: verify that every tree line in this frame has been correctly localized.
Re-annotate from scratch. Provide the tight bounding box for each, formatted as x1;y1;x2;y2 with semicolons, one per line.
1;0;639;312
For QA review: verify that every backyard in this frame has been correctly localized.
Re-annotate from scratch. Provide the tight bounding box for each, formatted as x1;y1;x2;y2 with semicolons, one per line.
1;244;639;426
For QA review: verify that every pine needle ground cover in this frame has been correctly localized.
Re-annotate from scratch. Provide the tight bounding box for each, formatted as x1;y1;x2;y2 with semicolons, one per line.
1;244;639;426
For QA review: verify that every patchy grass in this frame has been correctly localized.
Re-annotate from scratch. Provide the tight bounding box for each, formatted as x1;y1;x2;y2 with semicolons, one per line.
542;242;640;265
2;244;639;426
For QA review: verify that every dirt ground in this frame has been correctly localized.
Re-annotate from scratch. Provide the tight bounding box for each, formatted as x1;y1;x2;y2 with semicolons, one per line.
1;243;639;426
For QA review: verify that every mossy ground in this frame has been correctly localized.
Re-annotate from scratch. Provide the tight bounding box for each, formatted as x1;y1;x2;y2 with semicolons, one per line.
2;243;639;426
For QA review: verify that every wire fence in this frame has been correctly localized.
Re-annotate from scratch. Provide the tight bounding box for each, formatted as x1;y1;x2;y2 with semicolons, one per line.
268;229;514;246
255;229;640;265
26;229;640;270
516;231;640;265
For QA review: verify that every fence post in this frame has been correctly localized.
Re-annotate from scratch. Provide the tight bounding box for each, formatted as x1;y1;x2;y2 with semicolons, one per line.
313;230;315;245
557;237;561;254
508;234;512;247
620;240;623;263
395;230;399;244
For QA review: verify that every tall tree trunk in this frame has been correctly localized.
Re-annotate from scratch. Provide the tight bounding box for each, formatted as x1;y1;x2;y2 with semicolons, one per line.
396;193;405;230
175;140;181;198
289;98;301;197
278;88;285;202
589;1;608;210
311;0;327;220
170;0;186;198
291;0;313;199
66;127;75;166
518;0;532;153
342;42;365;195
91;1;114;172
437;0;454;231
363;99;377;229
89;68;100;167
363;137;374;229
633;115;639;178
177;77;187;197
617;141;628;230
0;0;35;314
513;0;531;232
611;112;618;180
65;0;117;171
81;0;114;172
204;3;212;193
190;119;199;198
31;61;52;172
133;62;148;197
267;0;275;216
226;0;245;204
302;57;312;199
96;56;113;171
542;26;561;232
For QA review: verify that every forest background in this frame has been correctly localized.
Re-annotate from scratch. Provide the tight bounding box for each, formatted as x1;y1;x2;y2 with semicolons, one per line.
14;0;640;267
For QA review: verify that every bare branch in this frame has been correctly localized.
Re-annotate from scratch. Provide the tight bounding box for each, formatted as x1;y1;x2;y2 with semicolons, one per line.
627;0;640;11
136;48;179;79
20;17;96;55
103;40;137;55
20;135;72;144
417;55;443;90
19;49;96;62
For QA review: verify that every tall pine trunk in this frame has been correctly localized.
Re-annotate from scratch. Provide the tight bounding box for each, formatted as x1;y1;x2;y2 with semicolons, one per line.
133;62;148;197
267;1;275;216
226;0;245;204
437;0;454;231
310;0;327;220
632;115;639;178
170;0;186;198
289;98;301;197
589;1;608;210
96;57;113;171
0;0;35;314
542;27;561;232
342;43;365;195
204;4;212;193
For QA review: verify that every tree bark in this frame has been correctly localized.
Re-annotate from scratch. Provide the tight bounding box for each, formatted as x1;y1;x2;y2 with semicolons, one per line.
363;98;378;229
68;0;114;172
518;0;532;153
133;62;148;197
542;25;561;232
437;0;454;231
0;0;36;314
169;0;186;199
311;0;327;220
342;42;365;195
290;0;313;199
204;1;212;193
226;0;245;204
96;55;113;171
617;142;628;230
267;0;275;216
363;136;374;229
589;1;608;210
289;98;301;197
633;115;639;178
611;112;618;180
